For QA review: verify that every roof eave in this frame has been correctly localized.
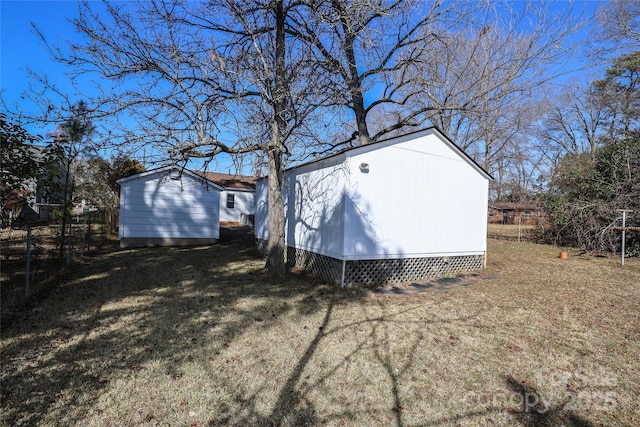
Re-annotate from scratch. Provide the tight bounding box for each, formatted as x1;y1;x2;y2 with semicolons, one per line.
116;166;225;191
256;126;494;181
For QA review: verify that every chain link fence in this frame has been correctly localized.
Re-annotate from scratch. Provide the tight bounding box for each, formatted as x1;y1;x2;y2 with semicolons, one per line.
1;209;118;319
486;222;546;242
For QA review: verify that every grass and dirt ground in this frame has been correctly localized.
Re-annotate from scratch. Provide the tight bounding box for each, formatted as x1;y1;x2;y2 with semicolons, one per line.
1;226;639;426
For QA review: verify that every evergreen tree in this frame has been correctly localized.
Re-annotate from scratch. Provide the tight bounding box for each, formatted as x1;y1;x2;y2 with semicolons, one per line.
546;54;640;255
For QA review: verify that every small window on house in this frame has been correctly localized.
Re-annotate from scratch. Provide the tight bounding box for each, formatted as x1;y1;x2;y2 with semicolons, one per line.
226;194;235;209
524;211;531;219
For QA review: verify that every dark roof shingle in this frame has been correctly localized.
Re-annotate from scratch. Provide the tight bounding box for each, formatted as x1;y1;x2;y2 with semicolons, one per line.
197;171;257;191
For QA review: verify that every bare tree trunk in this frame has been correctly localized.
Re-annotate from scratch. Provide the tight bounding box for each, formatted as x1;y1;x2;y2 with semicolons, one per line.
352;87;370;145
265;147;285;274
337;9;370;145
59;158;72;261
265;0;287;275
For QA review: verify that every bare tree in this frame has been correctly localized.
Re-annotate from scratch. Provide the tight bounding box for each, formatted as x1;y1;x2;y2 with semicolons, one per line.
11;0;591;268
287;0;466;148
24;0;329;273
46;101;96;263
537;81;605;176
403;0;585;197
594;0;640;55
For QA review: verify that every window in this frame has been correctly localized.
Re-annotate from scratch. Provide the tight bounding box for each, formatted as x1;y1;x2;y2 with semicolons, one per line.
524;211;531;219
226;194;235;209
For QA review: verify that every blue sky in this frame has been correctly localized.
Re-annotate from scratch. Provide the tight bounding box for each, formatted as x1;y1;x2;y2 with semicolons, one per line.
1;1;80;127
1;0;609;173
1;0;242;172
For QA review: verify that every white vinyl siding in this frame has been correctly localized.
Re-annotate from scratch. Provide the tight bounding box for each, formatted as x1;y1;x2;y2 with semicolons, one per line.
219;189;254;223
284;159;347;259
343;137;488;259
254;179;269;240
255;128;490;261
119;170;220;240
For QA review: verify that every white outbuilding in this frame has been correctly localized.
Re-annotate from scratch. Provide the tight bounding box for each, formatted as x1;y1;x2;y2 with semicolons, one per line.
197;172;257;226
118;167;223;247
254;127;493;286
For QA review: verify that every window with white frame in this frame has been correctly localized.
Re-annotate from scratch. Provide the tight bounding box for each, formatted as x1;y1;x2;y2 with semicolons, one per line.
227;194;235;209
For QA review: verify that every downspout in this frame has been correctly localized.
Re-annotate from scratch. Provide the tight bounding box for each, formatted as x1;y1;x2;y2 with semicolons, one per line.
341;258;346;288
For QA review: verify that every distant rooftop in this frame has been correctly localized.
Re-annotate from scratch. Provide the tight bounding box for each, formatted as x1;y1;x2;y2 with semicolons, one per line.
489;202;541;211
196;171;257;191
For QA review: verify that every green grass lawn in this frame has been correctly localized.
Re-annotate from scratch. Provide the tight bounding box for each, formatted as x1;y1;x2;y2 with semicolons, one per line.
1;235;639;426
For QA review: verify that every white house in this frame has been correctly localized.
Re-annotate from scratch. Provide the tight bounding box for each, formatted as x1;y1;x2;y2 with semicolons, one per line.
255;127;493;286
118;167;224;247
197;172;257;225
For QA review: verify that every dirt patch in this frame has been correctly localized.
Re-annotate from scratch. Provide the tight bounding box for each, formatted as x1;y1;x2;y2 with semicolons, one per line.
376;271;495;294
219;224;256;246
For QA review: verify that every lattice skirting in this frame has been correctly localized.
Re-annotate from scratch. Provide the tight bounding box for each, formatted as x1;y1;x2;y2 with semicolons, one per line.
256;240;484;287
341;254;484;286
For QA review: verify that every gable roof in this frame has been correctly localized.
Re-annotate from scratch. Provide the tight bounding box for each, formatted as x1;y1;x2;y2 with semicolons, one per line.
195;172;257;191
259;126;493;181
116;166;224;191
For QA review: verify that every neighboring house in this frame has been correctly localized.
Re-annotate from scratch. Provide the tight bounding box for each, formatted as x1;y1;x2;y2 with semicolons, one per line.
488;202;544;226
117;167;223;247
1;144;68;226
255;127;493;287
197;172;257;225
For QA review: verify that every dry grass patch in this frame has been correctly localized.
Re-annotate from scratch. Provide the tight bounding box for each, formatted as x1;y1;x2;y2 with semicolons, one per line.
2;234;639;426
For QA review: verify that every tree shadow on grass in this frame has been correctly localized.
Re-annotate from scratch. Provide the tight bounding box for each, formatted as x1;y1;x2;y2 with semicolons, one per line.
2;226;603;426
203;293;490;427
503;375;595;427
0;227;366;426
423;374;597;427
